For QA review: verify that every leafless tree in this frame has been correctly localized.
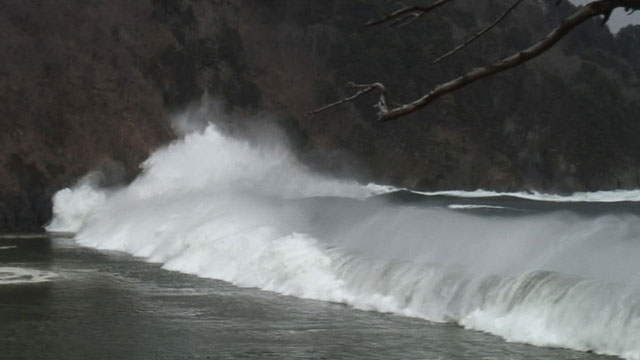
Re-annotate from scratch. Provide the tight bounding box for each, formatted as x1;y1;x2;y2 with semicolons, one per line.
309;0;640;121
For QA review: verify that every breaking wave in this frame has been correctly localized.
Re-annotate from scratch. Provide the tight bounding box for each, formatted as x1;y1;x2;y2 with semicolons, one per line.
48;122;640;359
363;183;640;203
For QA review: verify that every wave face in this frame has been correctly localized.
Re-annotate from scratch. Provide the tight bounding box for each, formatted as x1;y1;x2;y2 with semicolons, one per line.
48;123;640;359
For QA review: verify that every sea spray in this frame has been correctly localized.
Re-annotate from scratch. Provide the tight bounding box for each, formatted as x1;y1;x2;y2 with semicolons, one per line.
48;123;640;359
46;181;107;233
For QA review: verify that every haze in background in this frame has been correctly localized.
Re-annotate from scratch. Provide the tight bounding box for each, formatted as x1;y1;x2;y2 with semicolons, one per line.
569;0;640;32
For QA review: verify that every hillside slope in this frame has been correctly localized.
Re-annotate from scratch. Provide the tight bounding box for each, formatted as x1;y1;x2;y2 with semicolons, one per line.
2;0;640;232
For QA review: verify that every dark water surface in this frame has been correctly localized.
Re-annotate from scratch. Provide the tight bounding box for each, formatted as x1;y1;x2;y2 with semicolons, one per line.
0;235;614;360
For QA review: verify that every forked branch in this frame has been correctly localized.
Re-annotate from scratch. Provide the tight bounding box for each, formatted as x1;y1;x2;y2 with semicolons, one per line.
378;0;640;121
433;0;526;64
309;0;640;121
308;82;386;115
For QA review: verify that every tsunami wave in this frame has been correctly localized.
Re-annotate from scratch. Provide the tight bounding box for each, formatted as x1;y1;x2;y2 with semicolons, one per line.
48;123;640;359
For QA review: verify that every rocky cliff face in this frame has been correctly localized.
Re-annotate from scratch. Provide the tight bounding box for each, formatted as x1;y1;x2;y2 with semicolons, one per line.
2;0;640;232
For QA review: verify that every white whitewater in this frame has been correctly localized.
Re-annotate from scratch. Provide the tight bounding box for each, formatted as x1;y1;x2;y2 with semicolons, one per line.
48;122;640;359
447;204;509;210
0;267;57;285
364;183;640;203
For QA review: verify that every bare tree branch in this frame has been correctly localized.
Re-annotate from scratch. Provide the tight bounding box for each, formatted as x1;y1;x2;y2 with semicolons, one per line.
310;0;640;121
387;12;423;27
308;82;386;115
433;0;526;64
365;0;454;27
378;0;640;121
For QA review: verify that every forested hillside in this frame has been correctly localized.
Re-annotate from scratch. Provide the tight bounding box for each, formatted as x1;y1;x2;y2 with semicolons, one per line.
2;0;639;231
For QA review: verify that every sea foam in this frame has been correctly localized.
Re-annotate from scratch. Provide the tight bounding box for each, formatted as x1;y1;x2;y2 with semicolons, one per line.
48;122;640;359
0;267;57;285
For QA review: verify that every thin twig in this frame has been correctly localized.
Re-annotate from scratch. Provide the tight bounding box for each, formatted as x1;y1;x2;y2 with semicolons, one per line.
365;0;454;27
433;0;526;64
387;12;422;27
396;13;425;27
308;82;386;115
310;0;640;121
379;0;640;121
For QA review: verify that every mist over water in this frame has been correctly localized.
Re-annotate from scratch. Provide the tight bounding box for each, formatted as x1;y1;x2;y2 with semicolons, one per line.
48;112;640;359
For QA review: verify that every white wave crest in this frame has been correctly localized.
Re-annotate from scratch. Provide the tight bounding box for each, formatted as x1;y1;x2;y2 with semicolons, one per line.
367;184;640;203
48;120;640;359
46;182;107;233
448;204;508;210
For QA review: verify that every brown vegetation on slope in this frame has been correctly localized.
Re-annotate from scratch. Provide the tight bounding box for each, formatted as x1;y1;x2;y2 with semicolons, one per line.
2;0;640;231
0;1;175;231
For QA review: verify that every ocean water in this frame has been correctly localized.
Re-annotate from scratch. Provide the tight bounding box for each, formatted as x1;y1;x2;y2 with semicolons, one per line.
0;234;619;360
22;122;640;359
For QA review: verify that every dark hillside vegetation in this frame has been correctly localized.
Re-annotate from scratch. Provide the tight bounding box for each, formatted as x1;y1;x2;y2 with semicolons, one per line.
1;0;639;231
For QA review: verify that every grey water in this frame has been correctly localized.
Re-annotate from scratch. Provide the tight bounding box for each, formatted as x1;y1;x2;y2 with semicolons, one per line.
0;231;616;360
